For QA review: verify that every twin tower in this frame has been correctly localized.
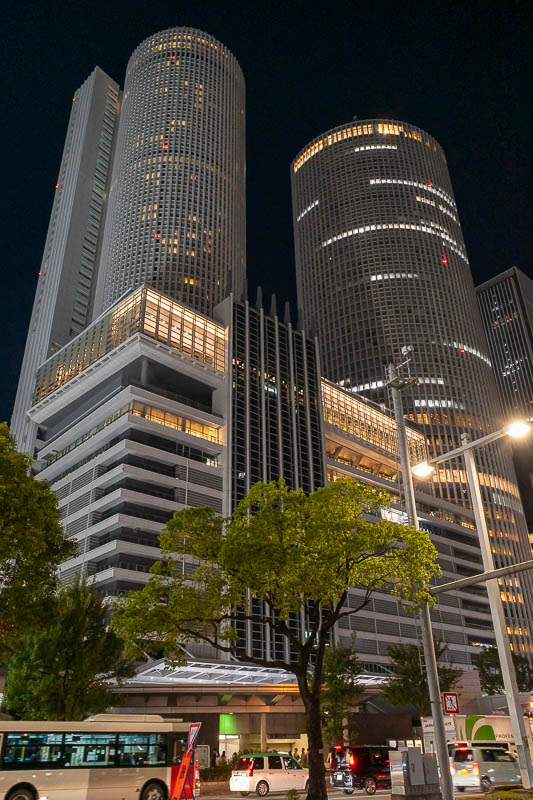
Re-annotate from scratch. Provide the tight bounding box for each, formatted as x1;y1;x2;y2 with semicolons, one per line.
12;28;533;642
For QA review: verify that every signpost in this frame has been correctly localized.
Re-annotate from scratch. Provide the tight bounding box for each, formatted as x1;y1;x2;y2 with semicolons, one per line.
170;722;202;800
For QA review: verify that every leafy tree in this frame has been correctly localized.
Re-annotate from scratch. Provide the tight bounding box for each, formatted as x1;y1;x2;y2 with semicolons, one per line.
476;647;533;695
321;643;363;746
114;478;439;800
0;423;74;661
2;578;136;720
382;641;461;715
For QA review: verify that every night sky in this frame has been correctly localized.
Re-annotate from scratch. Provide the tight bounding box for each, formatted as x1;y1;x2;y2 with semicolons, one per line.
2;0;532;424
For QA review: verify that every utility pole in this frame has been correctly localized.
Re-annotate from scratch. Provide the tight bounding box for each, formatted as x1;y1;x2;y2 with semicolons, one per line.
386;357;454;800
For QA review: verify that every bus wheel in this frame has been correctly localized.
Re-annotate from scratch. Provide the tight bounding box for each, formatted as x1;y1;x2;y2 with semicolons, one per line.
141;781;167;800
7;788;36;800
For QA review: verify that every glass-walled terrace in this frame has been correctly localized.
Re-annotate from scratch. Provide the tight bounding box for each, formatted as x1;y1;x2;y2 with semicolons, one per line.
33;287;227;403
321;379;427;466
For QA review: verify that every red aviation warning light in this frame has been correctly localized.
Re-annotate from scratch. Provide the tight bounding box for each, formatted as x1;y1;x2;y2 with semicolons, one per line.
427;181;433;187
441;254;448;265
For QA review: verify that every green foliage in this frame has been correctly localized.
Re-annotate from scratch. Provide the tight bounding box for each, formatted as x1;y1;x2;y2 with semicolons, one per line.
114;479;439;668
2;578;135;720
382;641;461;715
0;423;74;660
321;643;363;746
476;647;533;695
113;478;439;800
199;766;233;782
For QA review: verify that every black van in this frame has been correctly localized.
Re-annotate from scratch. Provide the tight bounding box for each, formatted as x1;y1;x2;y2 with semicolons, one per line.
329;746;391;795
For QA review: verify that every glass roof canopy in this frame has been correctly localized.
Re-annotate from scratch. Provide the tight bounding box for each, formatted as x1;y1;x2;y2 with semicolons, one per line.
129;659;387;687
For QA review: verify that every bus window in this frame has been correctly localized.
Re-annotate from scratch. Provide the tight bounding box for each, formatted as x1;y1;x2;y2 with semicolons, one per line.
3;733;63;769
117;733;167;766
64;733;116;767
171;734;189;764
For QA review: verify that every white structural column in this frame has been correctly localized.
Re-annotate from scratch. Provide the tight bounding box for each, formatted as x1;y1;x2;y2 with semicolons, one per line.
461;434;533;788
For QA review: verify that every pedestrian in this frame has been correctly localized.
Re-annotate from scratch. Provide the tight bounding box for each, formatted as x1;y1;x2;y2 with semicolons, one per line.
293;747;300;762
211;749;218;768
301;748;308;767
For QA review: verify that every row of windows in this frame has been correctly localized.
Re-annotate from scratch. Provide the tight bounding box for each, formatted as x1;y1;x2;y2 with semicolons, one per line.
1;732;186;770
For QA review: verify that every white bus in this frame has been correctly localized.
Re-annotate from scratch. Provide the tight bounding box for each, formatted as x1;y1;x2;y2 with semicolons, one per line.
0;714;200;800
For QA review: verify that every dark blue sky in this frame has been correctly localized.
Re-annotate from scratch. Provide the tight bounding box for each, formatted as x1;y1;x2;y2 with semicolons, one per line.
2;0;532;423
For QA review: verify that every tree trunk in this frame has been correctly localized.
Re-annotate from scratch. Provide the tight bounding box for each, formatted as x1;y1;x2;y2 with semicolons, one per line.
301;685;328;800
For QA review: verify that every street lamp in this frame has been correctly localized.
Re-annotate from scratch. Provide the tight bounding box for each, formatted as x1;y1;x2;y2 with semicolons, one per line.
387;362;455;800
412;419;533;788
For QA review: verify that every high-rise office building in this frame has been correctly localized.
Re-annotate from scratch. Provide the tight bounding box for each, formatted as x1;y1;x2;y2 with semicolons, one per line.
26;281;494;672
11;68;120;453
477;267;533;532
94;28;246;318
216;294;325;509
477;268;533;421
216;293;325;663
13;27;245;459
291;119;533;655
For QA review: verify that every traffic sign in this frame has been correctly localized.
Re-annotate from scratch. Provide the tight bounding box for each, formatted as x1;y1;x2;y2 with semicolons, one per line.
442;692;460;714
187;722;202;750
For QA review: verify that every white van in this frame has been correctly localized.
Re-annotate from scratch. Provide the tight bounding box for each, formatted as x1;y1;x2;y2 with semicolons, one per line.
230;753;309;796
449;744;521;792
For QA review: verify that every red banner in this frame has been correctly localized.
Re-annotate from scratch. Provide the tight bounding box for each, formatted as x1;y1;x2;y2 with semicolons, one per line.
170;751;194;800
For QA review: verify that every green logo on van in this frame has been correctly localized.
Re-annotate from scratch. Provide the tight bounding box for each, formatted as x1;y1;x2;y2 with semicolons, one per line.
462;716;496;742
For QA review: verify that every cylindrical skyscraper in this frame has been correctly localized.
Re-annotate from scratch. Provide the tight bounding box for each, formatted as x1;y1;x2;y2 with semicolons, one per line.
292;119;533;654
95;27;246;317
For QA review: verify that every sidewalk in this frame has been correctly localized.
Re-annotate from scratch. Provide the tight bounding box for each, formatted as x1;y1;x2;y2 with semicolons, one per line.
200;786;390;799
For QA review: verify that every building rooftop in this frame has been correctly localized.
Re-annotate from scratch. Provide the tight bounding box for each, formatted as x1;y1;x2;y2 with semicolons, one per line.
33;286;227;403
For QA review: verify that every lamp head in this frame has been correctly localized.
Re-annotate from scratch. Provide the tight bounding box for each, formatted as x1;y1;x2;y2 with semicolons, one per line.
412;461;435;479
506;420;531;439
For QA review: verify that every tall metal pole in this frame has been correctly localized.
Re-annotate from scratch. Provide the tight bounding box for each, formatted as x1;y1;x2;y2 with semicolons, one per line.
387;364;454;800
461;434;533;787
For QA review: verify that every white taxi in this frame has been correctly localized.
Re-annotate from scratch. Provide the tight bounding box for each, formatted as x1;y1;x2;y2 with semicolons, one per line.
230;752;309;796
